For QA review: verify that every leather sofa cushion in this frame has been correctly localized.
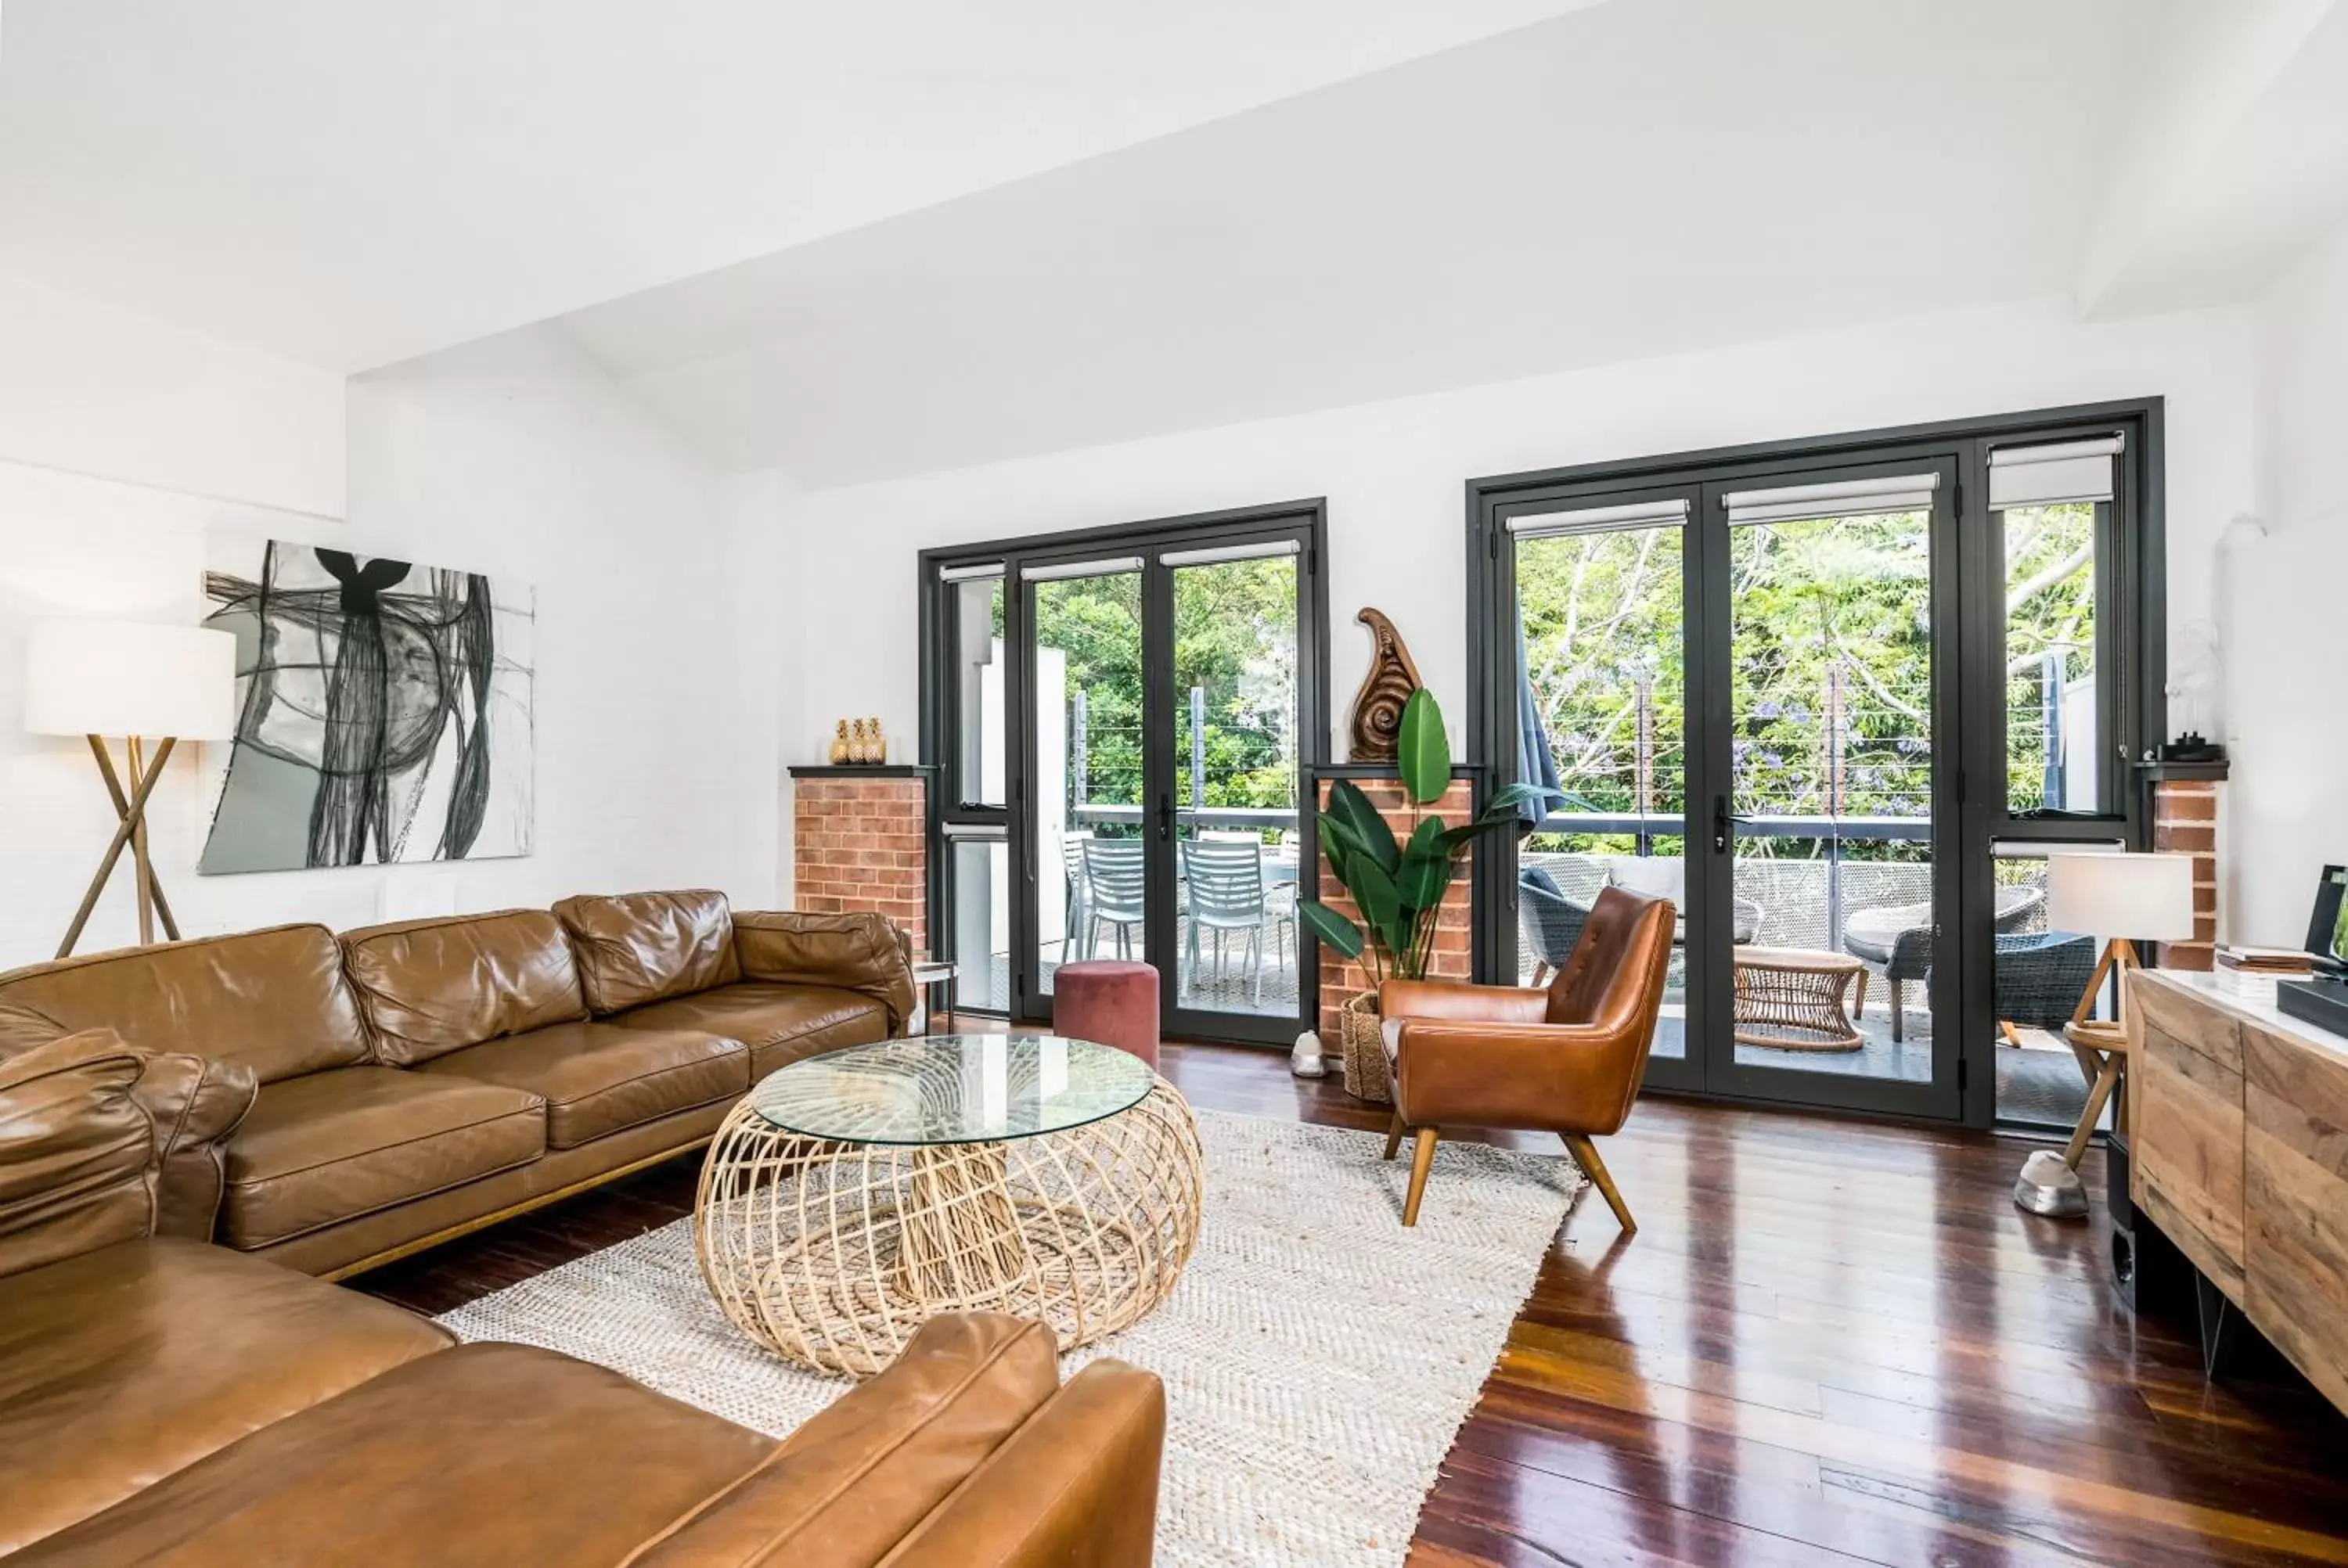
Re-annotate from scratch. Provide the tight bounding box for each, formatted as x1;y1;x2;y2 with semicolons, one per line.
0;1032;157;1282
0;924;369;1084
0;1236;448;1555
222;1068;546;1250
416;1022;747;1149
342;909;589;1066
627;1314;1058;1566
10;1342;773;1568
554;889;740;1014
0;998;63;1057
615;982;890;1077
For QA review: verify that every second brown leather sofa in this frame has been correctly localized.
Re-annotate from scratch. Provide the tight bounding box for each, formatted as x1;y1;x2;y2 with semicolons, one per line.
0;890;914;1278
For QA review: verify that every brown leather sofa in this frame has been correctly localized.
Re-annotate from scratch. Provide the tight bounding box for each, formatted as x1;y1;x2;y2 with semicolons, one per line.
0;890;914;1278
0;1029;1166;1564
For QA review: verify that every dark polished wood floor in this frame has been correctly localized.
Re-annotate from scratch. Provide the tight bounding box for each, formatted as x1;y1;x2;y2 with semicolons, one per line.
358;1038;2348;1566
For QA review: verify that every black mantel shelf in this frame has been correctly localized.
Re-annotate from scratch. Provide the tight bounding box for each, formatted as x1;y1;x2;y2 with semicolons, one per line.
786;764;939;779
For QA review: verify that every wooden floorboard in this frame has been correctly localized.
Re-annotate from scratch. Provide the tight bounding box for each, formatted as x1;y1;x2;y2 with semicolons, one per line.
355;1036;2348;1566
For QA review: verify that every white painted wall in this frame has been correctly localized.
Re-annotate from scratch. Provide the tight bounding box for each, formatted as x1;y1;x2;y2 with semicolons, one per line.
0;275;345;519
0;315;787;968
2231;216;2348;945
794;293;2266;924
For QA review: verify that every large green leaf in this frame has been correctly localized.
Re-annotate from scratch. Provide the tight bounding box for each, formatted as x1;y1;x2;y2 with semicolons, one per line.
1486;782;1564;817
1297;900;1365;959
1324;779;1399;872
1397;816;1451;908
1351;854;1404;933
1395;688;1451;806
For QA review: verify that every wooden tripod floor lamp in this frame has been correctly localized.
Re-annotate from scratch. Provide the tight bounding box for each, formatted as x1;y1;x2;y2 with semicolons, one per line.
23;618;237;958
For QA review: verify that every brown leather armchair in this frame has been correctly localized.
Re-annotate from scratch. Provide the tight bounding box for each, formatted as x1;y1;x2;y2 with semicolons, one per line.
1378;885;1674;1232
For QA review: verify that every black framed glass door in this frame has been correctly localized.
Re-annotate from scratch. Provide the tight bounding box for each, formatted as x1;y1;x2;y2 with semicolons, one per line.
923;502;1326;1048
1690;456;1963;1119
1469;401;2162;1127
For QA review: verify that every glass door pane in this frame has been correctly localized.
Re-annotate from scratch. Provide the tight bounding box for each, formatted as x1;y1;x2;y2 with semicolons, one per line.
1513;511;1690;1073
1028;563;1146;998
1709;463;1958;1113
1168;550;1302;1026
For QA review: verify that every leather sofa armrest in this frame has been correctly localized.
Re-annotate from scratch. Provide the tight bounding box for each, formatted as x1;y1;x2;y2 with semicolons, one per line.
0;1030;165;1278
129;1050;259;1240
733;911;918;1037
1381;978;1550;1024
881;1360;1166;1568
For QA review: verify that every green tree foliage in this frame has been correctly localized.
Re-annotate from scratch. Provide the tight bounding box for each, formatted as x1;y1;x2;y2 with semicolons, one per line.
1517;502;2096;863
1028;559;1298;820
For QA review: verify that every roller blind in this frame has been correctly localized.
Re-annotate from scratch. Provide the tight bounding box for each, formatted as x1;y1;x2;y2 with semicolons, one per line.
1506;498;1690;539
1159;538;1301;567
1020;556;1143;582
1988;436;2123;509
938;562;1005;582
1723;473;1940;526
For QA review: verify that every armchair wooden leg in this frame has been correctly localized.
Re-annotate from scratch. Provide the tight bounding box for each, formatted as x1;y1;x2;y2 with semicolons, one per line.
1564;1134;1635;1235
1383;1109;1406;1162
1402;1128;1439;1227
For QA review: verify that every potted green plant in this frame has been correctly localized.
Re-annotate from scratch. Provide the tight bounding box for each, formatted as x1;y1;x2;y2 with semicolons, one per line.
1300;688;1558;1100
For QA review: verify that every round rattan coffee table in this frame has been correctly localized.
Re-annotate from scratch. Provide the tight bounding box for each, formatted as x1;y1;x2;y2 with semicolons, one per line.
1731;946;1866;1052
695;1034;1203;1377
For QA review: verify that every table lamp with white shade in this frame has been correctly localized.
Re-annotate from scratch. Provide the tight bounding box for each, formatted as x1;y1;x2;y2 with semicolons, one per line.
2045;851;2199;1026
23;617;237;957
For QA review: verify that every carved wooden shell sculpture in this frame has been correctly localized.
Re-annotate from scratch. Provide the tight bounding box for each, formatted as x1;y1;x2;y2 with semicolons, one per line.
1349;608;1424;762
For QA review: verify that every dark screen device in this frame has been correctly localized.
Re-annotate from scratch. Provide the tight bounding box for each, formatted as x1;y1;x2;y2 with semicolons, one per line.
2307;865;2348;974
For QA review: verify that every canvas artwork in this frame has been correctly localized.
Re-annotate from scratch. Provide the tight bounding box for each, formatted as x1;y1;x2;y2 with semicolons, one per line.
199;538;535;872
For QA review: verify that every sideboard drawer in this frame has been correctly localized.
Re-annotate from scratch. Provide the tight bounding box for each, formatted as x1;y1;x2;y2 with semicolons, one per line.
2130;974;2246;1298
2244;1022;2348;1410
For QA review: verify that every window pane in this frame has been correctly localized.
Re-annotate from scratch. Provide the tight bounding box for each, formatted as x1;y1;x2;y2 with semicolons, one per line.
949;837;1010;1012
2003;502;2098;814
953;575;1005;807
1515;521;1687;1058
1033;568;1145;993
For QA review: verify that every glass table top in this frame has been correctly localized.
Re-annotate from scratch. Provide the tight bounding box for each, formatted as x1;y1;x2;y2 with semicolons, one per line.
747;1034;1155;1145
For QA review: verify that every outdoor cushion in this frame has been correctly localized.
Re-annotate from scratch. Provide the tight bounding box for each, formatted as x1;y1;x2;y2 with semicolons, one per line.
614;983;889;1077
221;1068;546;1249
417;1022;747;1149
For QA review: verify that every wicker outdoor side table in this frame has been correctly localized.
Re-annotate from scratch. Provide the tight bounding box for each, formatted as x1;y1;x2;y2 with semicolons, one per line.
695;1034;1203;1378
1731;946;1866;1052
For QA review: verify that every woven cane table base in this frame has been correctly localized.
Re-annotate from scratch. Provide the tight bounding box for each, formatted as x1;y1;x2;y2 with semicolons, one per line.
1731;946;1865;1052
695;1076;1203;1377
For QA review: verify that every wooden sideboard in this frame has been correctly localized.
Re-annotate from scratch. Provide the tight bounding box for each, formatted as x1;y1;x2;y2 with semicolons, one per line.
2127;969;2348;1411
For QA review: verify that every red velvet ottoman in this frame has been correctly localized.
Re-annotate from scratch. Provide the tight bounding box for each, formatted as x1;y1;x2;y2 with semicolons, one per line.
1053;959;1161;1070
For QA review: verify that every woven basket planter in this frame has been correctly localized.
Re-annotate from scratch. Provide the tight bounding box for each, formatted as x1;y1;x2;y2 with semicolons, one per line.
1339;991;1392;1103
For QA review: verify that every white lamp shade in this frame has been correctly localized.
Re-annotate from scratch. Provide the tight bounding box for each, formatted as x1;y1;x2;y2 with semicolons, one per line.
2046;851;2197;942
22;618;239;740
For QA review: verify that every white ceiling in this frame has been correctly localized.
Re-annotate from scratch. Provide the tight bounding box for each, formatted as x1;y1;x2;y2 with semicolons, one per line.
565;0;2150;484
5;0;2343;489
0;0;1596;369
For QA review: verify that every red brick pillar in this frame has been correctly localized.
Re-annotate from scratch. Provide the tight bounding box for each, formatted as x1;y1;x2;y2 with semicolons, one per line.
790;767;930;955
2151;779;2220;970
1313;775;1476;1041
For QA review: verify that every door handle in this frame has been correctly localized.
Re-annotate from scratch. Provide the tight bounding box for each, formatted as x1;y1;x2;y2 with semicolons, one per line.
1712;796;1752;854
1157;795;1176;843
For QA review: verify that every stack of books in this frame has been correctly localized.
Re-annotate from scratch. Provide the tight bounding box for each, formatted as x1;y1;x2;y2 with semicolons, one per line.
2217;946;2314;977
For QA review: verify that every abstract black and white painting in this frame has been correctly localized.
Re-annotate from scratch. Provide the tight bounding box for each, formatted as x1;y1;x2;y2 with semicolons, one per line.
199;539;535;872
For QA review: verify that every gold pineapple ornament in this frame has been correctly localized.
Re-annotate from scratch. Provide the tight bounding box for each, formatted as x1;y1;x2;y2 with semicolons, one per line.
867;718;888;764
848;718;871;764
829;719;852;765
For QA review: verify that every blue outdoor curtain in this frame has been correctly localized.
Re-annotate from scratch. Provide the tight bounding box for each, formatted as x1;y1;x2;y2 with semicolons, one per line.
1515;614;1561;826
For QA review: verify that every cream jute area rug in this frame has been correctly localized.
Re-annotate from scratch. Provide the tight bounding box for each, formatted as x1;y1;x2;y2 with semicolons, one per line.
438;1110;1584;1567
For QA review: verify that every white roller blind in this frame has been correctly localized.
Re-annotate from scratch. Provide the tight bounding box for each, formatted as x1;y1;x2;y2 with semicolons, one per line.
1159;538;1300;567
1723;473;1940;526
1020;556;1143;582
1507;498;1689;539
938;562;1005;582
1989;436;2123;509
